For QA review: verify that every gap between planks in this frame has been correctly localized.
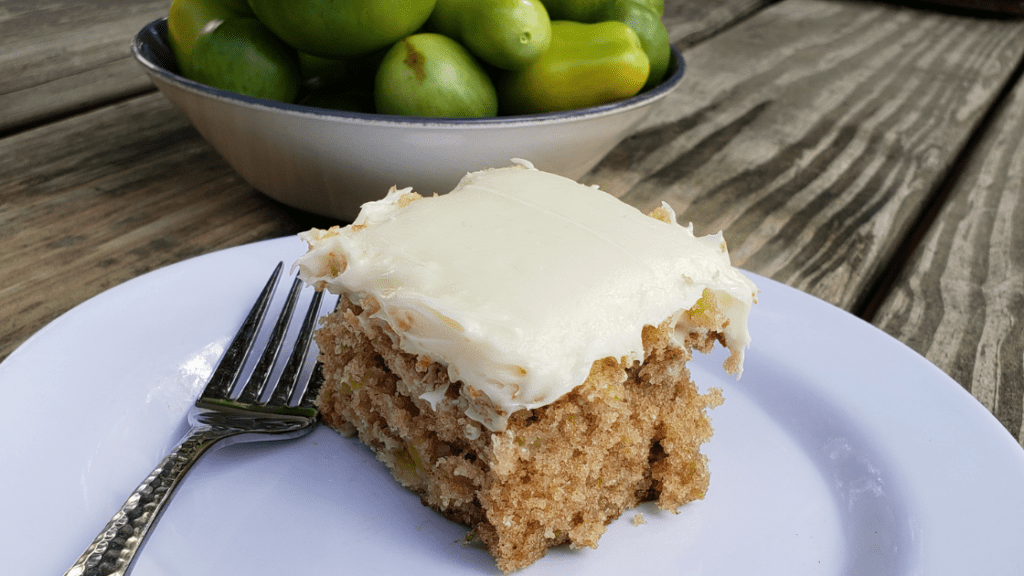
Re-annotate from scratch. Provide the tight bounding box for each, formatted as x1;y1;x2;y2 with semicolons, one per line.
855;45;1024;321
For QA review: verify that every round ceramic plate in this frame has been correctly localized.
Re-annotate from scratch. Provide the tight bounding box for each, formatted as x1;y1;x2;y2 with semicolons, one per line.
2;236;1023;575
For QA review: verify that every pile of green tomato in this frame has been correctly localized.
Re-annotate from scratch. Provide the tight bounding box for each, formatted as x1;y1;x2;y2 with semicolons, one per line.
168;0;670;117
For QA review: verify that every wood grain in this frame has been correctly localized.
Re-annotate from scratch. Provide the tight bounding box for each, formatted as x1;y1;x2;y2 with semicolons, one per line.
897;0;1024;15
0;0;769;136
873;62;1024;444
0;0;166;134
589;0;1024;312
2;0;1023;439
0;93;333;360
664;0;776;48
0;0;777;363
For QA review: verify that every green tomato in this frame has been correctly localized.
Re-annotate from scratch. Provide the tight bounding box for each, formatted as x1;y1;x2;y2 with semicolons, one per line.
188;17;301;102
375;33;498;118
497;20;649;115
427;0;551;71
602;0;670;90
246;0;438;59
168;0;254;72
538;0;609;22
625;0;664;16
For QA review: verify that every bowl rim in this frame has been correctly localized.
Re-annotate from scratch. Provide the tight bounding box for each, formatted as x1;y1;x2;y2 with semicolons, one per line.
132;18;686;129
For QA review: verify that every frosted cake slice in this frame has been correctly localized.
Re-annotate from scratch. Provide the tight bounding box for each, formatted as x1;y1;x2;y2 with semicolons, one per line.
294;160;757;573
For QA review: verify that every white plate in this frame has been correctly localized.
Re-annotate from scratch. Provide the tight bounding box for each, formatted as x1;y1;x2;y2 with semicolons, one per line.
3;237;1023;575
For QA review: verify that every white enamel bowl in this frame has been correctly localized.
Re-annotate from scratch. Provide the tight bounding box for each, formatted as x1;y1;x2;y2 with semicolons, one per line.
132;18;685;221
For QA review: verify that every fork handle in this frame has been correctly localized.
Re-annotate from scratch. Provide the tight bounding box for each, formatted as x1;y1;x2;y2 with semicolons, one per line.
64;423;235;576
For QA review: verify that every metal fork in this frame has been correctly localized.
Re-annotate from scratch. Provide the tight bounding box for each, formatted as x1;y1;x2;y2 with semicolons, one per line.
66;262;328;576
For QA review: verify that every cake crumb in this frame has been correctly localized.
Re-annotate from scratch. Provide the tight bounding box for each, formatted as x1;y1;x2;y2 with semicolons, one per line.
314;297;728;573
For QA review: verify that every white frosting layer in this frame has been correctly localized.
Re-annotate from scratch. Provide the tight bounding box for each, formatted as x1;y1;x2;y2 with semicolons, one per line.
295;160;757;431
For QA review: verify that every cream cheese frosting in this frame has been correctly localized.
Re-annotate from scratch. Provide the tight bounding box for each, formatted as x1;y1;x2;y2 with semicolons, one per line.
294;160;757;431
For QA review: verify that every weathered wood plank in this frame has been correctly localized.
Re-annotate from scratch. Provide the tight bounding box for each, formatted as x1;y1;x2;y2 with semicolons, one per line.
0;93;333;361
0;0;767;136
664;0;777;48
904;0;1024;15
872;64;1024;444
0;0;167;133
0;0;776;363
589;0;1024;312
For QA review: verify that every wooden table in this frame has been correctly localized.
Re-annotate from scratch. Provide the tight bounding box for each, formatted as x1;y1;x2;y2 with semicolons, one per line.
2;0;1023;447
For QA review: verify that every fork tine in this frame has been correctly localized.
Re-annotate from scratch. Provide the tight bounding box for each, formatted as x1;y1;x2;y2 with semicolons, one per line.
298;361;325;409
297;295;342;409
234;276;303;404
267;288;326;406
200;262;283;402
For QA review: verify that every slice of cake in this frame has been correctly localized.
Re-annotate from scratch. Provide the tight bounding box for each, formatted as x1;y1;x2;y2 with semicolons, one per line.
294;160;757;573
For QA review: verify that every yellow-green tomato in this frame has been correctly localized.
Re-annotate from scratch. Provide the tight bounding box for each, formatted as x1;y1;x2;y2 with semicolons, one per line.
375;34;498;118
427;0;551;71
602;0;670;90
246;0;437;59
628;0;664;16
188;17;301;102
497;20;649;115
168;0;254;73
538;0;608;22
541;0;665;20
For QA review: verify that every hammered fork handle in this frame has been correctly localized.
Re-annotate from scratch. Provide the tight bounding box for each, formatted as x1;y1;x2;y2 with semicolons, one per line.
64;422;237;576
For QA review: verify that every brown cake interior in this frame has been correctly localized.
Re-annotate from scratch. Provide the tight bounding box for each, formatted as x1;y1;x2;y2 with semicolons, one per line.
315;294;728;573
